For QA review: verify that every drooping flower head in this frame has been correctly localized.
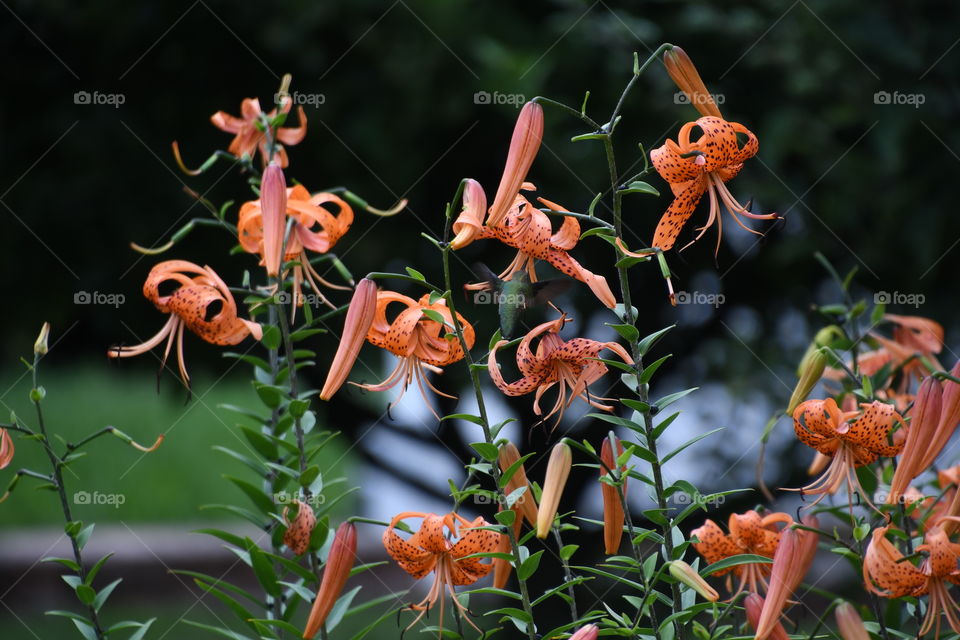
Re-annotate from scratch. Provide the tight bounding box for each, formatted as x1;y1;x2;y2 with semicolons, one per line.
454;185;616;308
864;525;960;637
210;96;307;167
651;116;777;253
383;511;498;637
0;428;13;470
238;183;354;311
351;291;474;417
488;315;632;427
107;260;262;387
691;510;792;598
791;398;905;510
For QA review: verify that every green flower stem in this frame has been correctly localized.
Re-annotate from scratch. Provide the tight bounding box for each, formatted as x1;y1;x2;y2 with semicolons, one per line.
550;527;579;622
440;231;538;640
263;302;287;627
31;354;106;639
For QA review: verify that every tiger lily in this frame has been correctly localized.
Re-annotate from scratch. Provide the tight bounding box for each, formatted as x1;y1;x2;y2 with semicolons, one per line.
304;522;356;638
238;183;353;312
650;116;777;253
791;398;905;510
488;315;633;427
663;46;723;119
453;184;616;309
210;96;307;167
888;375;945;505
282;499;316;556
351;291;474;417
864;525;960;637
107;260;262;387
383;511;498;636
691;510;792;598
0;428;13;470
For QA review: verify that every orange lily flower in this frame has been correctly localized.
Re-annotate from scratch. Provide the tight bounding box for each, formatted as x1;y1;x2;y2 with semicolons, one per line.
210;97;307;167
351;291;474;416
238;183;353;311
453;185;616;309
383;511;498;636
650;116;777;253
488;315;633;426
282;499;316;556
663;46;723;119
107;260;263;387
320;278;377;400
486;101;544;227
0;428;13;470
304;521;357;638
864;525;960;637
791;398;905;509
691;510;792;597
888;375;944;505
753;516;819;640
828;314;945;386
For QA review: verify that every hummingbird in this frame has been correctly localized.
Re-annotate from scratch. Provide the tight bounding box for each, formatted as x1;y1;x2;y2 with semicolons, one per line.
469;263;573;339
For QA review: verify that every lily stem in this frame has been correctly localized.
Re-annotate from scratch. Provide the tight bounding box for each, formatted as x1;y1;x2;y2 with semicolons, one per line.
440;216;538;640
31;354;106;640
551;526;579;623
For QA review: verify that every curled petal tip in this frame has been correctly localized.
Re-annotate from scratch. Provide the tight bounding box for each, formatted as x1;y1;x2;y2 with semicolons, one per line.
131;434;164;453
450;179;487;250
0;428;14;470
171;141;203;176
320;278;377;400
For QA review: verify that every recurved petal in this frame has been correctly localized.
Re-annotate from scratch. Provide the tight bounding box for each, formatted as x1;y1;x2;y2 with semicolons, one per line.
450;179;488;250
844;401;904;457
652;178;708;251
0;429;14;470
691;520;740;573
862;526;927;597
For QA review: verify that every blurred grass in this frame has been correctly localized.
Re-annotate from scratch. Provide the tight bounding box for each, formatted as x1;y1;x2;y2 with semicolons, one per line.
0;363;352;524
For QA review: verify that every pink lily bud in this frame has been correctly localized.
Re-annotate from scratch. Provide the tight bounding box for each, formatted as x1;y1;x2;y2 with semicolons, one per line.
486;102;543;228
754;516;818;640
745;593;789;640
600;435;627;554
568;624;599;640
0;429;14;470
303;522;356;638
498;441;537;527
260;163;287;278
536;442;572;538
320;278;377;400
888;375;943;504
835;602;870;640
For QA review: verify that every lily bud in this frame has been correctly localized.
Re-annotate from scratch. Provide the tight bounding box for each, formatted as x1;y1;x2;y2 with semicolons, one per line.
320;278;377;400
787;347;827;414
744;593;789;640
260;163;287;278
0;428;14;470
754;517;818;640
450;179;487;250
283;499;317;556
663;46;722;119
498;441;537;527
835;602;870;640
34;322;50;356
568;624;599;640
667;560;718;602
796;325;843;377
600;435;626;555
887;375;943;504
303;522;357;638
486;102;543;228
536;442;572;538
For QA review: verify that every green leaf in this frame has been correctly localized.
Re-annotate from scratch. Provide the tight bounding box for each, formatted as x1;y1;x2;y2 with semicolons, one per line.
75;584;97;605
661;428;724;465
495;509;516;527
606;323;639;342
441;413;485;426
638;325;675;356
85;553;114;586
253;382;284;409
299;465;321;487
656;387;699;410
470;442;500;462
620;180;660;196
260;325;281;350
71;619;99;640
182;619;256;639
249;546;282;597
421;308;448;326
517;550;543;580
559;544;579;560
41;556;80;572
224;476;276;514
325;585;362;632
93;578;122;612
288;399;310;418
639;354;671;385
702;554;772;576
620;398;651;414
76;524;95;551
405;267;426;281
127;619;157;640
